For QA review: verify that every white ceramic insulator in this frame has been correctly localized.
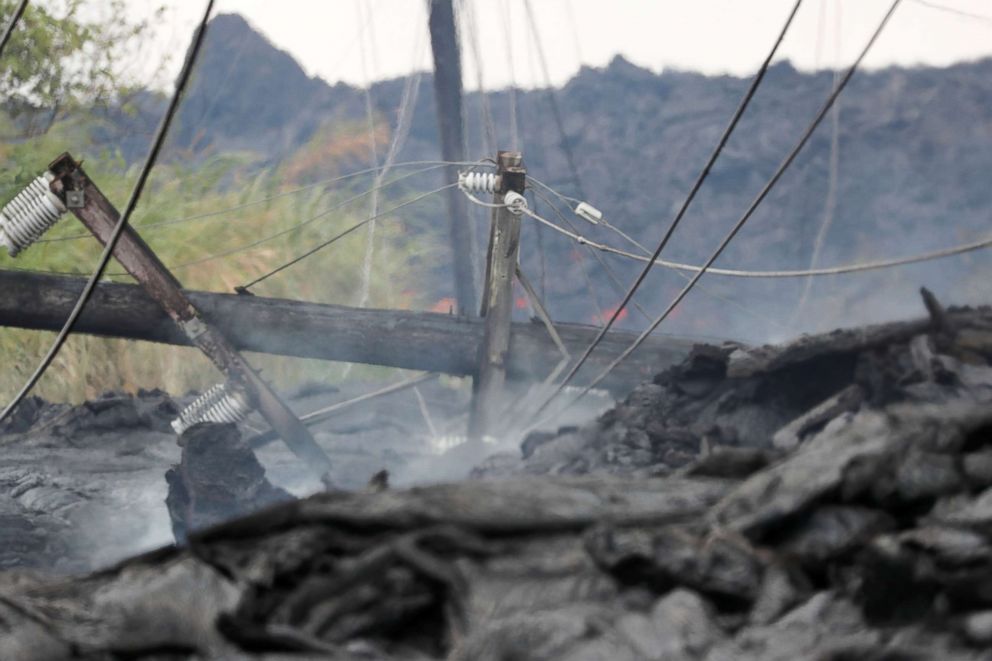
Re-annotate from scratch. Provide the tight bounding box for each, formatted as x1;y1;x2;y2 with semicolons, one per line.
458;171;499;194
574;202;603;225
503;190;529;215
171;383;252;435
0;173;67;257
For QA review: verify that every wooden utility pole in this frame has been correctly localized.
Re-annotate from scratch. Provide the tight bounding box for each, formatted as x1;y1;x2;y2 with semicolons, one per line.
468;151;526;441
46;153;333;481
0;269;693;390
428;0;477;316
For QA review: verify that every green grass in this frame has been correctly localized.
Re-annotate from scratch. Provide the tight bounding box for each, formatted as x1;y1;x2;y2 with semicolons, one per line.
0;116;449;402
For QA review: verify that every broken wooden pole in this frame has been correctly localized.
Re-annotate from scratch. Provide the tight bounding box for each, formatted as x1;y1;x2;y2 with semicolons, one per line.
468;151;526;441
0;270;697;393
46;153;333;480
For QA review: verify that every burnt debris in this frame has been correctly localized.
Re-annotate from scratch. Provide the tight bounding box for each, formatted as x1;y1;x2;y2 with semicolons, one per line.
165;422;292;544
478;295;992;478
1;297;992;658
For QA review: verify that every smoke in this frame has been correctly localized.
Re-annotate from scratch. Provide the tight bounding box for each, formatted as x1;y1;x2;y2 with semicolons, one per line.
247;375;614;493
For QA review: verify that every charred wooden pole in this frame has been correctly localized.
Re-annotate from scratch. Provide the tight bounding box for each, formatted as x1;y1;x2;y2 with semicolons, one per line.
46;153;333;480
468;151;526;441
428;0;477;316
0;269;693;390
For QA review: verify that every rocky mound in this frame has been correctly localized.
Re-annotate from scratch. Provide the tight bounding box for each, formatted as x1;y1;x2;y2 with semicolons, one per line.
479;291;992;477
1;294;992;659
0;400;991;659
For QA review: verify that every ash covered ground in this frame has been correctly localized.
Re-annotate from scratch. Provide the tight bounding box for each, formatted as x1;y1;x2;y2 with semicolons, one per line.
3;292;992;659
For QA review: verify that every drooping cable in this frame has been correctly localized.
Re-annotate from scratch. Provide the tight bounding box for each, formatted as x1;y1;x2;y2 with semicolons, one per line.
90;164;456;277
530;0;805;420
563;0;583;65
460;0;496;154
529;187;652;323
520;206;992;279
0;0;216;423
38;160;485;243
522;0;586;199
240;183;457;290
524;183;791;333
471;171;992;283
498;0;520;151
912;0;992;24
516;0;629;325
356;0;382;310
534;0;902;426
0;0;29;57
793;0;843;326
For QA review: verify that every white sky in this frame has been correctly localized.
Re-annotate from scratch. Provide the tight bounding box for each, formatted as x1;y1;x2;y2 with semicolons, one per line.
131;0;992;90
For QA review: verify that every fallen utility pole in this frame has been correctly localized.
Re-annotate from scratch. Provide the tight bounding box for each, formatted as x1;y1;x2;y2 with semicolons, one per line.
0;270;696;392
46;153;333;480
469;152;526;441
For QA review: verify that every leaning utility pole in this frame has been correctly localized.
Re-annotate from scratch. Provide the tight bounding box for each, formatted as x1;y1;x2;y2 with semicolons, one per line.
428;0;477;316
46;153;333;481
468;151;526;441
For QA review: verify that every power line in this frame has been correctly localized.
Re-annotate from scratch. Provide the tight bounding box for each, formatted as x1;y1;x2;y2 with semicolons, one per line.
0;0;29;57
240;183;457;290
460;0;496;154
82;164;458;278
37;160;466;243
0;0;216;424
525;185;792;333
530;0;805;421
535;0;903;427
523;176;989;281
356;0;381;311
913;0;992;24
522;0;586;199
498;0;520;151
793;0;843;326
134;173;459;279
529;186;652;323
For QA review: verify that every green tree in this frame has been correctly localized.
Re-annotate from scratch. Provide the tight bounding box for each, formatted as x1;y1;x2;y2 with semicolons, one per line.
0;0;162;135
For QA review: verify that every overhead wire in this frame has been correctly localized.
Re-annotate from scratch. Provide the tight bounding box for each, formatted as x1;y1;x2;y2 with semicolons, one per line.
522;0;586;199
498;0;520;151
0;0;216;424
531;0;903;428
460;0;497;154
516;180;992;281
36;160;488;243
528;186;652;323
912;0;992;24
239;182;458;290
0;0;29;57
528;0;806;422
189;26;251;133
525;181;792;333
6;163;487;281
356;0;382;310
461;191;992;314
516;0;643;327
563;0;583;65
792;0;843;327
90;163;459;277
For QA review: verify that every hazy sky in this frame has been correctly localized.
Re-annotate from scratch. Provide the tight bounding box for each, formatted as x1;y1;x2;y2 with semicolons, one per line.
132;0;992;89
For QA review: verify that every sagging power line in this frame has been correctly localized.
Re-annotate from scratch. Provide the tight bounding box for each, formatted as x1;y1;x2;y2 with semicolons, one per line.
529;0;903;428
526;0;806;422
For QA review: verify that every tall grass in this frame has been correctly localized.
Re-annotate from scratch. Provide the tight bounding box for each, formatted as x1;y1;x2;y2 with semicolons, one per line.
0;117;449;402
